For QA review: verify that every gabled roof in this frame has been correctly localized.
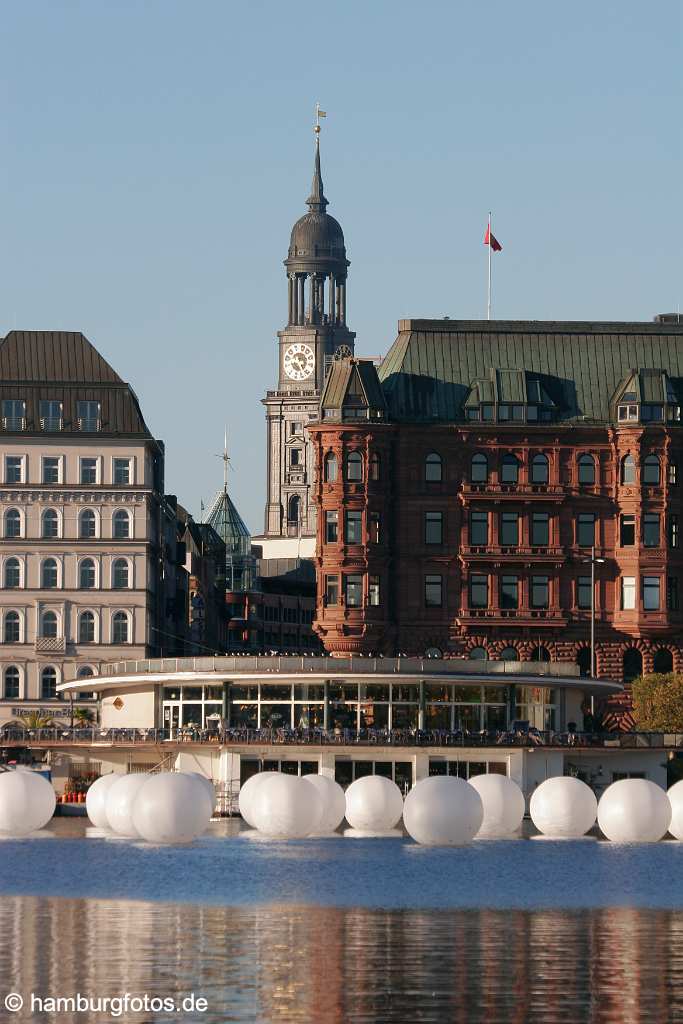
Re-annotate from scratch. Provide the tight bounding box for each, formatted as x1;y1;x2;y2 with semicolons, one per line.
320;357;388;419
464;368;557;408
378;319;683;423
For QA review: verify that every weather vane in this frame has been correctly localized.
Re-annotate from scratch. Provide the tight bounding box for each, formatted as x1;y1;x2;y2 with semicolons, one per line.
314;102;326;137
215;427;232;493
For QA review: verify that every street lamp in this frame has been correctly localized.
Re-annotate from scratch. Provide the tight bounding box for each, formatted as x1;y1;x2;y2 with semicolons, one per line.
582;544;606;717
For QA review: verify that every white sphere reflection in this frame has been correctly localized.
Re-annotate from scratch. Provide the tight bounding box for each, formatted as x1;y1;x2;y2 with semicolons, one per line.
105;774;150;837
85;774;120;829
667;779;683;840
530;776;597;838
251;774;323;838
132;772;213;844
238;771;279;828
469;774;525;838
403;776;483;846
0;770;56;836
302;774;346;833
598;778;671;843
344;776;403;833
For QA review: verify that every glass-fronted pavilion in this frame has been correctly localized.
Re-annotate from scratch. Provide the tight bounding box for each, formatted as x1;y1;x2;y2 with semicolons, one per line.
59;655;621;735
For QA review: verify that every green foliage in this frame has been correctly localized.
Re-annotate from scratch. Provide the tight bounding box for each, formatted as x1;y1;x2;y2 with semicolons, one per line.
631;673;683;731
14;712;53;730
73;708;94;724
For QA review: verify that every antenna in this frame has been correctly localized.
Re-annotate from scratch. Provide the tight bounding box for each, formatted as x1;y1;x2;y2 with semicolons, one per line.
215;427;231;495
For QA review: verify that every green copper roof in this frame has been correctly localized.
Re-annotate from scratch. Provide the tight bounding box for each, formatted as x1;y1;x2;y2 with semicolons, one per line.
377;319;683;423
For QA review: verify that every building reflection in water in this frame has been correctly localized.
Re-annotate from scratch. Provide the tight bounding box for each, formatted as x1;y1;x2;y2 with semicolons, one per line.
0;897;680;1023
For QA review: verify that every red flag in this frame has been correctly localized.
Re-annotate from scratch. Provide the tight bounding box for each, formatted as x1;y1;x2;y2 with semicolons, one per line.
484;225;502;252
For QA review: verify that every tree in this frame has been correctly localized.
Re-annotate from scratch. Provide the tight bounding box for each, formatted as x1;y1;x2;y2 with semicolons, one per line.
13;712;53;731
73;708;94;725
631;673;683;731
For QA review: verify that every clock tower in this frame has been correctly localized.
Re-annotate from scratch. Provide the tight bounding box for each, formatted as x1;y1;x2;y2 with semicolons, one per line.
261;126;355;546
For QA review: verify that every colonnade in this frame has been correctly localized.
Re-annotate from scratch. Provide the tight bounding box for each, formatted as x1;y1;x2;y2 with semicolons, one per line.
287;272;346;326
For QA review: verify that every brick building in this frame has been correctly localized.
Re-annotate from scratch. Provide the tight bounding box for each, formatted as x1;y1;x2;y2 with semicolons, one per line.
309;318;683;706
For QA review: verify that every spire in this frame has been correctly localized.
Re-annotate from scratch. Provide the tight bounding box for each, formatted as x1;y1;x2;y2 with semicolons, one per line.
306;103;328;213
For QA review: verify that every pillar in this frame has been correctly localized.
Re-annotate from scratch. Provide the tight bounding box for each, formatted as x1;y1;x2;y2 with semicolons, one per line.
328;275;335;324
418;679;425;730
288;275;294;324
323;679;329;730
340;280;346;324
297;275;305;325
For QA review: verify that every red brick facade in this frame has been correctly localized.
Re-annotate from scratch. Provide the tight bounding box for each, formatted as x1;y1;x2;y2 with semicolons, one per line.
309;419;683;689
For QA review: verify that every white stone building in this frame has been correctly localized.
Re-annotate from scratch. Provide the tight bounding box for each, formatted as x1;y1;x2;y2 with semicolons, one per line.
0;330;173;725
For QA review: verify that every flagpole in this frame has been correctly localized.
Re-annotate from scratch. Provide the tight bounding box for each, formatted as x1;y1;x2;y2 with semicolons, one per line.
487;211;492;320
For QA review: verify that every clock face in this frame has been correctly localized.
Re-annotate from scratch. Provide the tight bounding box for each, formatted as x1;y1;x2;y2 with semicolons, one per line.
283;343;315;381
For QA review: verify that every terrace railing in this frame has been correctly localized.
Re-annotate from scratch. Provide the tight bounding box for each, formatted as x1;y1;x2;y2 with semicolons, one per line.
1;726;682;750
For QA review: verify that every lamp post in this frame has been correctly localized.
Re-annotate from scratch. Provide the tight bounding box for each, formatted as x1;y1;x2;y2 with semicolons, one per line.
582;545;606;717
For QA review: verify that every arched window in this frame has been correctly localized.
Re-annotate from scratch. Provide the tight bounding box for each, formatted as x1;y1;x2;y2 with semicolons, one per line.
576;647;591;678
4;666;20;699
4;508;21;538
653;648;673;674
79;558;96;589
468;646;488;661
4;611;20;643
288;495;300;526
643;454;661;485
79;611;95;643
42;558;58;589
621;454;635;485
426;452;443;482
425;646;443;658
41;611;58;638
530;646;551;662
578;454;595;485
623;648;643;683
77;665;95;699
113;509;131;539
80;509;97;538
324;452;338;483
4;558;20;588
369;452;381;482
501;454;520;485
42;508;59;539
531;453;549;484
41;666;57;699
500;646;519;661
112;611;129;644
346;451;363;482
112;558;130;589
470;453;488;484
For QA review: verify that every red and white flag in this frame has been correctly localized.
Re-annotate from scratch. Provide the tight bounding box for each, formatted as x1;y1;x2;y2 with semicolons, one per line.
484;224;502;252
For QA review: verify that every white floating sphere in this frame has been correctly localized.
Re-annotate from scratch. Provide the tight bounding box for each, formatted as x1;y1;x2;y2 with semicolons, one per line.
403;776;483;846
105;773;150;837
251;773;322;838
132;772;213;844
598;778;671;843
238;771;279;828
85;774;120;829
469;774;525;838
345;776;404;833
0;770;56;836
302;774;346;833
530;776;597;838
667;779;683;840
183;772;215;810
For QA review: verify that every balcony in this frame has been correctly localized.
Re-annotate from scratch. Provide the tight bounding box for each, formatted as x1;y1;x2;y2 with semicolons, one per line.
458;608;567;627
460;545;565;562
460;484;567;504
35;636;66;654
40;417;63;432
78;417;101;432
2;416;26;431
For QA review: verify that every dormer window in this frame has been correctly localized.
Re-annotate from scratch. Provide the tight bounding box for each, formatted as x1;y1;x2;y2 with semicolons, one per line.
465;369;556;424
614;370;681;426
618;404;638;422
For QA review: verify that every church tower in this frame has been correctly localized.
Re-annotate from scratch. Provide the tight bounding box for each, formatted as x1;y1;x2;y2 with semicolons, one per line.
261;116;355;549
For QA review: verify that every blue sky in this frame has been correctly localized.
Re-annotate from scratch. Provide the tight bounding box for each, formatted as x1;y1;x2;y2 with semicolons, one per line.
1;1;680;530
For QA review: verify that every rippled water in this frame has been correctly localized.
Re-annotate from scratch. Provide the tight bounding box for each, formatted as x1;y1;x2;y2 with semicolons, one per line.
0;821;682;1022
